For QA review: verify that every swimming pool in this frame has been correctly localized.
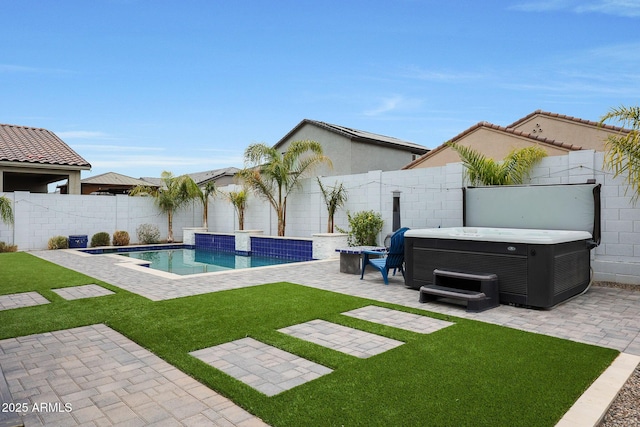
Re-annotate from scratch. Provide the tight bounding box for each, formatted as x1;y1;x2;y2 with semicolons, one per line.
119;248;300;275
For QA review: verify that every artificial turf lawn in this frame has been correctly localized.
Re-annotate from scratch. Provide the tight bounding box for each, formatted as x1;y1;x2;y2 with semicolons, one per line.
0;252;619;426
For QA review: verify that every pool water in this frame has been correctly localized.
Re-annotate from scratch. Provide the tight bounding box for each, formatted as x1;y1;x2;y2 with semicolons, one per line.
120;248;300;275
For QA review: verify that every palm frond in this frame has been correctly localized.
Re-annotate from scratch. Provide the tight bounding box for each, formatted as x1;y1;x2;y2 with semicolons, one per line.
0;196;14;225
600;105;640;202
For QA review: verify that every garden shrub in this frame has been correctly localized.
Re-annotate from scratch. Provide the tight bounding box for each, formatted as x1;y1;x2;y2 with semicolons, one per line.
137;223;160;244
338;210;384;246
112;230;130;246
90;232;111;247
48;236;69;250
0;241;17;252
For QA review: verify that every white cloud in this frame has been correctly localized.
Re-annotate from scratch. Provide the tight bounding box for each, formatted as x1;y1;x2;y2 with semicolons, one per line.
72;144;164;152
56;131;112;139
363;95;423;116
90;154;243;169
399;66;485;82
576;0;640;17
509;0;571;12
0;64;71;74
510;0;640;16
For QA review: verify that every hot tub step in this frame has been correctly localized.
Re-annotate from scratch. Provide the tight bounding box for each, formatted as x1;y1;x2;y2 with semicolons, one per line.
419;269;499;313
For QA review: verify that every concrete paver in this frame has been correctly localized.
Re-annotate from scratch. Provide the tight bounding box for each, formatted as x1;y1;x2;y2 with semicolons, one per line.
190;337;332;397
278;319;404;358
0;291;49;311
342;305;454;334
52;284;115;300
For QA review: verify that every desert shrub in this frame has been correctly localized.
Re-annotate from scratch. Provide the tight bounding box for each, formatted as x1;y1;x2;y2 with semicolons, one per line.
0;241;17;252
137;223;160;244
112;230;130;246
48;236;69;250
90;232;111;247
337;210;384;246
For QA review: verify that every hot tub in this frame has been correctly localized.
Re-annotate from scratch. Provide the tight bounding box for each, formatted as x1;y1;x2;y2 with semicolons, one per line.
404;183;601;309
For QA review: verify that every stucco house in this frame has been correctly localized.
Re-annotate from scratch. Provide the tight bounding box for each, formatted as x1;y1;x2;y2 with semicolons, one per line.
275;119;429;176
0;123;91;194
141;167;240;189
403;110;627;169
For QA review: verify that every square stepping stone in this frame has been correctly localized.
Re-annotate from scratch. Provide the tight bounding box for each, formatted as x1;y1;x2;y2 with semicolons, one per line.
278;319;404;358
52;284;115;300
190;337;332;396
0;291;49;311
342;305;454;334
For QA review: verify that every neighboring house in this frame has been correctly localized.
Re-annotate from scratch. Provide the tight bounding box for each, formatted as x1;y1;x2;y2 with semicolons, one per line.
403;110;628;169
506;110;626;151
187;167;240;188
275;119;429;176
0;123;91;194
58;172;160;195
141;167;240;189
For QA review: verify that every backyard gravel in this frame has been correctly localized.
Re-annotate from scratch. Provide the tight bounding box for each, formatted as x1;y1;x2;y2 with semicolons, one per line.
596;282;640;427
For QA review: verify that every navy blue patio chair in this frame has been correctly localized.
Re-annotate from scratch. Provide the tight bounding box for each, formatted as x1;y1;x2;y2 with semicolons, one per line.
360;227;410;285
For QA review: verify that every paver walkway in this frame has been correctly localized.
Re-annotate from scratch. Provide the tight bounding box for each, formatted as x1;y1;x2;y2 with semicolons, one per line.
0;324;267;427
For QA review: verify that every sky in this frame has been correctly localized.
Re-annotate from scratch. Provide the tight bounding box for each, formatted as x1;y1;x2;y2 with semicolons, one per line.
1;0;640;183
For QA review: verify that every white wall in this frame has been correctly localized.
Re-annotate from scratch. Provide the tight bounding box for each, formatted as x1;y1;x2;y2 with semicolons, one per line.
1;192;203;250
3;150;640;284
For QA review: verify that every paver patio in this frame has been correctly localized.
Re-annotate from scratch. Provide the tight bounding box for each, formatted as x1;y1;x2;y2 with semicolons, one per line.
0;324;267;427
0;249;638;426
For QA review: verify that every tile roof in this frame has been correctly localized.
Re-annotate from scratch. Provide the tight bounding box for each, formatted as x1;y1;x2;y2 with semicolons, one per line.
402;121;582;170
0;123;91;168
275;119;429;154
506;109;630;133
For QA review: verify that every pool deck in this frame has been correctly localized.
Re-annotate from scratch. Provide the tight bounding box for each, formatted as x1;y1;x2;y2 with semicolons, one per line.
1;249;639;426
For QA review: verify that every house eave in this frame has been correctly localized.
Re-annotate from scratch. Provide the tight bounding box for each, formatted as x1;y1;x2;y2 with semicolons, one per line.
0;160;91;171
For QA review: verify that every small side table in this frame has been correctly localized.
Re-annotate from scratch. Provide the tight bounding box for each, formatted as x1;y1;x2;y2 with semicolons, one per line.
335;246;386;274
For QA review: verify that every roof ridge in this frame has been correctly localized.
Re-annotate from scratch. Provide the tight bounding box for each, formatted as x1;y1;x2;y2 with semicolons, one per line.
0;123;50;132
506;110;630;133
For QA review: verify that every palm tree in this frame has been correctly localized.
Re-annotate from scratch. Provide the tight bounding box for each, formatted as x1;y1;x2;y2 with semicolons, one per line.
130;171;200;242
448;142;547;186
237;140;331;236
0;195;13;225
600;105;640;202
197;181;217;229
225;188;248;230
317;178;347;233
